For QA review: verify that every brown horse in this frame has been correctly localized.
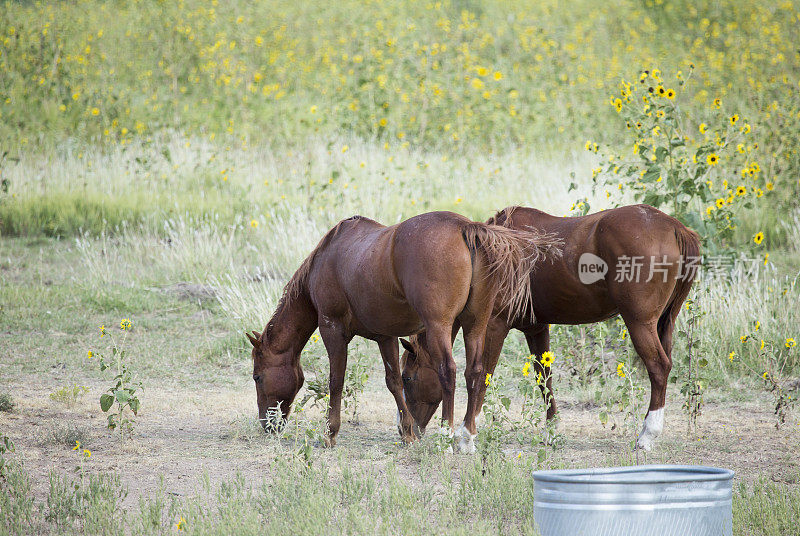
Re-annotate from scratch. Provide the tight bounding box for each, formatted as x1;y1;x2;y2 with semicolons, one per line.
400;204;700;451
246;211;561;448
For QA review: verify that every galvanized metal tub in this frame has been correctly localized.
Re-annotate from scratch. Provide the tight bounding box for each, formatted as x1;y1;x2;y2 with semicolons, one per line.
533;465;734;536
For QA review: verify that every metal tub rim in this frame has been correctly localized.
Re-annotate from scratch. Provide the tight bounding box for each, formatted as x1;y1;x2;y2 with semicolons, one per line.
533;464;734;485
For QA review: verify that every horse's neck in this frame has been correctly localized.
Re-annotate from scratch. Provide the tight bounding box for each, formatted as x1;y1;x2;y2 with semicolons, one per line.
264;290;318;361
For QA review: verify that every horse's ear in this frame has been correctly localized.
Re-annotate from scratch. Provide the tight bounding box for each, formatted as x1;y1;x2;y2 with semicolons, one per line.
246;331;261;348
399;338;415;355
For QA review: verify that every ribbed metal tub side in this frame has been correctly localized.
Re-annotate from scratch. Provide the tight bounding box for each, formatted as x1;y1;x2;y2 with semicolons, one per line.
533;465;734;536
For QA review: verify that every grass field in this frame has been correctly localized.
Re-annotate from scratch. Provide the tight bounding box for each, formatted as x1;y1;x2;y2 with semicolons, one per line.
2;0;800;534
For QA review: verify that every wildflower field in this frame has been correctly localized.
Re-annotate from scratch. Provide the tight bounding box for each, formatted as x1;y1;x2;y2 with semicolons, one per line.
1;0;800;534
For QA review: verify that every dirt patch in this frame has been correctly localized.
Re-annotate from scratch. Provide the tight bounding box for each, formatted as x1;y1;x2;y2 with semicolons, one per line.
2;371;798;514
154;282;216;301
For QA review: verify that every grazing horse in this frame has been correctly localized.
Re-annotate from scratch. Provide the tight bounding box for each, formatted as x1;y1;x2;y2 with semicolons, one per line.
400;204;700;451
247;211;561;450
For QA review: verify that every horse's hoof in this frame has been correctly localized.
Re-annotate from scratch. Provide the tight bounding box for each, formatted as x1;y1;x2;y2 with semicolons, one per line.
635;434;654;451
455;423;477;455
635;408;664;451
323;436;336;448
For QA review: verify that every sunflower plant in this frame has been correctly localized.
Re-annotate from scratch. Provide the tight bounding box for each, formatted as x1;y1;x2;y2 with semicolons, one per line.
736;329;797;429
589;67;770;254
477;372;514;455
597;329;646;449
89;320;142;439
673;294;708;436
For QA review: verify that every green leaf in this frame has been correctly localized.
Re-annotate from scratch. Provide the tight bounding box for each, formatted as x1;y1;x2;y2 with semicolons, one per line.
100;393;114;412
501;396;511;410
642;167;661;183
115;390;130;404
129;398;140;415
643;191;661;207
698;358;708;368
599;411;608;426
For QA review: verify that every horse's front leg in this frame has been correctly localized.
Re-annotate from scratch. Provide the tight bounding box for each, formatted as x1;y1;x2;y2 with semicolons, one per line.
377;337;418;443
319;320;351;447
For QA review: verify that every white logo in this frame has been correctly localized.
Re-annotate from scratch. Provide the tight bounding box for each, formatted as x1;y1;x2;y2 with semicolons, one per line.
578;253;608;284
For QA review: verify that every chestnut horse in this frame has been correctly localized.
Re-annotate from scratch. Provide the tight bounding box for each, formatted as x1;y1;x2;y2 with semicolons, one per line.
246;211;561;449
400;204;700;451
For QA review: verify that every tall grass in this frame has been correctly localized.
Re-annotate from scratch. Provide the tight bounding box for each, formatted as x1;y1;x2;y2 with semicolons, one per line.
54;176;800;381
1;135;594;238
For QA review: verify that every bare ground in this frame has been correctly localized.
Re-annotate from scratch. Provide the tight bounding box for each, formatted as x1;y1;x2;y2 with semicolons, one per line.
2;371;798;511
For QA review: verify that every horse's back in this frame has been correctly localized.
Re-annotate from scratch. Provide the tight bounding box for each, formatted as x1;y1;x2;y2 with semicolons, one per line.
307;212;474;337
306;216;392;320
500;205;694;325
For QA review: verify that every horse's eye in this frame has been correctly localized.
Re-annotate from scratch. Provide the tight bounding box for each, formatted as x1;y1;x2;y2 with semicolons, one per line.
253;374;261;383
402;376;411;383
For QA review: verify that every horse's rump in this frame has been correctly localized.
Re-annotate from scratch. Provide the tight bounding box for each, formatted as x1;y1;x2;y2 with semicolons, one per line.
461;221;563;321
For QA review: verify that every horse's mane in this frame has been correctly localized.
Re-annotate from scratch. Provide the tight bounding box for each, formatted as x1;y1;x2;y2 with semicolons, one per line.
486;206;521;226
263;215;370;340
284;215;370;299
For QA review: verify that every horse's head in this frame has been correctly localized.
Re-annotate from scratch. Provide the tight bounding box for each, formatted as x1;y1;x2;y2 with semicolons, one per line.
400;336;442;434
247;330;304;433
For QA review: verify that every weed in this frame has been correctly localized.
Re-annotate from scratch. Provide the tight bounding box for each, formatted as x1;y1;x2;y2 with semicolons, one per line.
298;334;369;423
49;383;89;408
0;433;14;478
598;329;647;449
44;421;91;448
0;438;36;535
0;392;14;413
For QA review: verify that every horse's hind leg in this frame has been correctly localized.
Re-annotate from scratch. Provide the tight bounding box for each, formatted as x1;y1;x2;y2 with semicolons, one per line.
422;322;458;434
625;320;672;451
319;321;351;448
377;337;417;443
524;323;557;421
456;302;499;454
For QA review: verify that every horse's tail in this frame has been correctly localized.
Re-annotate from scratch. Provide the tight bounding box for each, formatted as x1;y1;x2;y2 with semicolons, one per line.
657;225;702;341
461;222;563;321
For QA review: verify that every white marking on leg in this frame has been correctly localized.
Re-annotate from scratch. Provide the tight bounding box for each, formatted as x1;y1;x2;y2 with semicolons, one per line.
455;422;477;455
636;408;664;451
